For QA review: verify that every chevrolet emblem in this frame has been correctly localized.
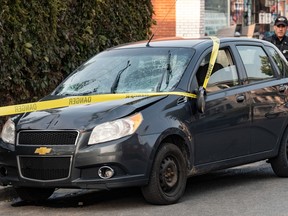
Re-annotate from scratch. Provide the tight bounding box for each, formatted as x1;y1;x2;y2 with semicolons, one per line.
35;147;52;155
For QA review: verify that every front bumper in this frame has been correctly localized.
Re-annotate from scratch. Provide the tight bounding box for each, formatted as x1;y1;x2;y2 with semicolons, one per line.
0;132;157;189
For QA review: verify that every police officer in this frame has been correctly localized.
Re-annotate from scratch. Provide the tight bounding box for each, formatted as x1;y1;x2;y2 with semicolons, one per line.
263;16;288;60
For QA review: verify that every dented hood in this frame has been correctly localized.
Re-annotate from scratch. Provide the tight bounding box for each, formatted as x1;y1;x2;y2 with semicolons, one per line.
17;95;166;131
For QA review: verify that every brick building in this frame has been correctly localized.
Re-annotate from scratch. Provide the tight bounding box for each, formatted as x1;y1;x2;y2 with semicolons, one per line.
151;0;288;38
151;0;205;38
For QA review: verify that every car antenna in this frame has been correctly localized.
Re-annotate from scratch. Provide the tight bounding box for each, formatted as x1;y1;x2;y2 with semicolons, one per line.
146;33;155;47
146;0;178;47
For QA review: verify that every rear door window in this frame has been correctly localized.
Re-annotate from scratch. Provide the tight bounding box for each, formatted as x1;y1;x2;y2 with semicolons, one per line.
236;46;275;83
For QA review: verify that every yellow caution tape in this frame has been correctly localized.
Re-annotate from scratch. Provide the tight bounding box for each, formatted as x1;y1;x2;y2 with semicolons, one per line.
0;92;197;117
0;37;220;117
202;36;220;89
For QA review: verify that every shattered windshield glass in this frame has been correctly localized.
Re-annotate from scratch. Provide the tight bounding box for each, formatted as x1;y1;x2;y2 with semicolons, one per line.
53;47;194;96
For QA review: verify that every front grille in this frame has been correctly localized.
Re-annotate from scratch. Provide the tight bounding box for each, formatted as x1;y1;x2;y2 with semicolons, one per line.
18;130;78;145
19;156;71;181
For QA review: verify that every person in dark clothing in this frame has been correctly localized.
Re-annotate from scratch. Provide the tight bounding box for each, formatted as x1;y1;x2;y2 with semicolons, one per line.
263;16;288;60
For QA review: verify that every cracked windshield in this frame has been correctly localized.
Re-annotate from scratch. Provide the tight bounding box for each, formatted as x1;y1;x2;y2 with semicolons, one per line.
53;48;194;96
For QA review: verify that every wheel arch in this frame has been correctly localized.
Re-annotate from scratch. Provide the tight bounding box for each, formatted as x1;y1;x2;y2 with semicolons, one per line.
160;135;191;170
269;124;288;177
148;128;193;176
273;124;288;157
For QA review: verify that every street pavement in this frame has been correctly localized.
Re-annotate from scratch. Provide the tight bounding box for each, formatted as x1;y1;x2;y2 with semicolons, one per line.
0;161;278;203
0;185;17;201
0;186;91;202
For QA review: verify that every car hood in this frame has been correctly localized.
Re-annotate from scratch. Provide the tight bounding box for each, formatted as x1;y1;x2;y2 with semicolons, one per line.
17;95;166;131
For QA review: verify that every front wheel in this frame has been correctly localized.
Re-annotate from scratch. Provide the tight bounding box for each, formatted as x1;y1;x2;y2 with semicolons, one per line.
15;187;55;202
141;143;187;205
270;128;288;177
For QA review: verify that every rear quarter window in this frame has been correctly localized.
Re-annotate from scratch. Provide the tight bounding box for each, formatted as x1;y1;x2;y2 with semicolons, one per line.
267;46;288;78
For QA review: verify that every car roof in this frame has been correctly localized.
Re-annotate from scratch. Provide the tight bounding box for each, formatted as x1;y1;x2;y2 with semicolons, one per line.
111;37;269;50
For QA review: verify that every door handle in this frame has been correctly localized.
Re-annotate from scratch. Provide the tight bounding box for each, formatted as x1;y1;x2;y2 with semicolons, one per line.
279;85;286;93
265;112;280;119
236;95;245;103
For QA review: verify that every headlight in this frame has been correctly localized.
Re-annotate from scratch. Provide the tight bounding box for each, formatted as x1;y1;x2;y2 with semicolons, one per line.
88;113;143;145
1;119;15;144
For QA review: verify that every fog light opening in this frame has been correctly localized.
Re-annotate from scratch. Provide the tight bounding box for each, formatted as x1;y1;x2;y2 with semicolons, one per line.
0;167;7;177
98;166;114;179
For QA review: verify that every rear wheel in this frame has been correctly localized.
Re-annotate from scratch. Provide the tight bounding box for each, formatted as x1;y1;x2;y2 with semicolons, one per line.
141;143;187;205
15;187;55;202
270;128;288;177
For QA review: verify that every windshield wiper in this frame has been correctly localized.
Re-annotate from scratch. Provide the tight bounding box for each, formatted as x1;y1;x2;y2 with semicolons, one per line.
156;50;172;91
166;51;172;85
111;60;131;93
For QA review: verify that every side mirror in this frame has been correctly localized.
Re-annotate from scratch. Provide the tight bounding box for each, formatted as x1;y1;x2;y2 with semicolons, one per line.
197;86;206;113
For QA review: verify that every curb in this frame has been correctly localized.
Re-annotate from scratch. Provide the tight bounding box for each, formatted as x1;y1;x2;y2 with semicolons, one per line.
0;186;18;201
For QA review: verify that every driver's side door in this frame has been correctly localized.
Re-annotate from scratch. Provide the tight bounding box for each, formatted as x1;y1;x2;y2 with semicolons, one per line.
192;47;251;165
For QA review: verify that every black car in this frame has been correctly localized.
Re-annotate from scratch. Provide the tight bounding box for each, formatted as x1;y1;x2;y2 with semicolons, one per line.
1;37;288;205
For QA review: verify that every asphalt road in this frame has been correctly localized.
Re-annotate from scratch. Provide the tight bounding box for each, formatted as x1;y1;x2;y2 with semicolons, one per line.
0;160;288;216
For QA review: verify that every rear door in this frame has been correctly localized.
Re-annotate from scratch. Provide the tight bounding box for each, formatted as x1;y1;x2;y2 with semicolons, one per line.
236;44;288;154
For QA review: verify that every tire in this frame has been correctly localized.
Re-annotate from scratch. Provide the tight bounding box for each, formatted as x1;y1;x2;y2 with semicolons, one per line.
270;128;288;177
15;187;55;202
141;143;187;205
